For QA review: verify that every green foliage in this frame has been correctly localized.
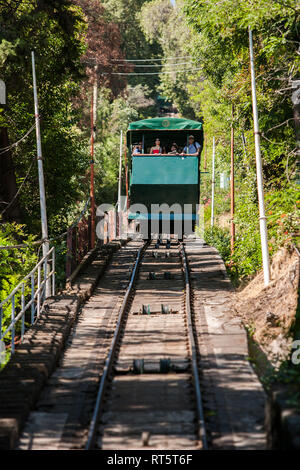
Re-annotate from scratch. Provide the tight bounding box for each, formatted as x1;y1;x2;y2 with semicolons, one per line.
0;220;38;339
266;184;300;251
0;1;164;314
1;0;298;316
233;201;262;278
180;0;300;284
51;239;68;291
102;0;163;91
94;85;157;204
203;226;231;263
184;0;299;279
139;0;198;118
0;0;89;235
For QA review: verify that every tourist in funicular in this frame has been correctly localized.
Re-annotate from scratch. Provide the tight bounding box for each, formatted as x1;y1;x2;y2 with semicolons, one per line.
150;138;163;154
132;142;142;154
168;143;179;154
182;135;201;155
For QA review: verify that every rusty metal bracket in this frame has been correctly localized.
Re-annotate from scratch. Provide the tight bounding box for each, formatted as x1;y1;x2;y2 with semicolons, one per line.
133;358;144;374
161;304;170;314
160;358;171;373
142;304;151;315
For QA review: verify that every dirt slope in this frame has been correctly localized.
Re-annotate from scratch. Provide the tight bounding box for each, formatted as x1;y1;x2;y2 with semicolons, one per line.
233;247;299;367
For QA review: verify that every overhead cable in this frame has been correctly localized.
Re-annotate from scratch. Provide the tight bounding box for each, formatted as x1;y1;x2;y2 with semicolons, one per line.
111;56;192;62
109;61;196;68
0;123;36;156
0;196;91;248
0;159;35;216
100;67;202;76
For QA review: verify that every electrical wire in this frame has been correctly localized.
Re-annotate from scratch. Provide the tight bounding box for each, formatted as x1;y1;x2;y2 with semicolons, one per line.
111;56;192;62
0;123;36;156
0;159;35;216
84;59;197;69
0;196;91;249
107;61;196;68
100;67;202;76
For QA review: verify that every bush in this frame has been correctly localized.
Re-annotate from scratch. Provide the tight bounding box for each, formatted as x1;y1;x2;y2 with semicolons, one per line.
0;221;38;342
203;226;231;262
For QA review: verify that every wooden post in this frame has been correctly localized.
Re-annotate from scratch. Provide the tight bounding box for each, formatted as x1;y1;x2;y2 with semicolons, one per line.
291;80;300;167
124;142;129;211
66;227;73;278
117;130;123;237
230;105;235;256
90;86;96;249
210;137;215;227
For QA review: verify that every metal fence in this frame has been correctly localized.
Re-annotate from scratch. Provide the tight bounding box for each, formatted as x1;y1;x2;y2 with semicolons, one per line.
66;214;91;278
0;247;55;355
65;209;128;278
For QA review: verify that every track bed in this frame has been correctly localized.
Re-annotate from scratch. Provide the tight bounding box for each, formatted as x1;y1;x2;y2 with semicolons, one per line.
98;241;201;450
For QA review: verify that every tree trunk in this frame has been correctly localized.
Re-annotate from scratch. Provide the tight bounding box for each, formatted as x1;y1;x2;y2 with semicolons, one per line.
291;80;300;156
0;127;22;222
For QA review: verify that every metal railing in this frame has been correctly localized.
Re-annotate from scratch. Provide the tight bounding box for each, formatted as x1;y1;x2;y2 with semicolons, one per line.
0;247;55;355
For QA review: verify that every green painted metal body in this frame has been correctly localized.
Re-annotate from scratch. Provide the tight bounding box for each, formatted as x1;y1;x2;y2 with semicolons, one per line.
131;155;198;185
130;155;199;220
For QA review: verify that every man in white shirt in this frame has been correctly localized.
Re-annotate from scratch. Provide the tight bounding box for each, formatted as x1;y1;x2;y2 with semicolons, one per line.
182;135;201;155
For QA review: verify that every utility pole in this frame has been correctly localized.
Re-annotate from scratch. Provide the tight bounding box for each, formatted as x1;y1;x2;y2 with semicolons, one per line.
249;28;270;286
117;129;123;237
211;136;215;227
230;105;235;256
31;51;50;295
241;132;248;165
124;142;129;211
117;130;123;212
291;79;300;168
90;80;97;249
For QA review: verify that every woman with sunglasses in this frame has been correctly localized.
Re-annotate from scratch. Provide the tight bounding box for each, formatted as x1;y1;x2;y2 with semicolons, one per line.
150;138;162;155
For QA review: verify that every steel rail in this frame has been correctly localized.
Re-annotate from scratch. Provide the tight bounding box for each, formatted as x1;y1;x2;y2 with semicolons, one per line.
181;244;208;450
85;242;147;449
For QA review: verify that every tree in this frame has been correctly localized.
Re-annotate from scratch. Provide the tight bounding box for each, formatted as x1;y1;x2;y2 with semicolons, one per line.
0;0;88;234
139;0;198;118
73;0;131;96
101;0;163;92
183;0;300;276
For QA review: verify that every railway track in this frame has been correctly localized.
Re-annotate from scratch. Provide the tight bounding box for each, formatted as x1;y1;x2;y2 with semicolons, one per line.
85;239;207;450
17;238;207;450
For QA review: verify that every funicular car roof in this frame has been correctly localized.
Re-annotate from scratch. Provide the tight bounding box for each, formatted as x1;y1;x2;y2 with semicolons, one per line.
127;117;203;131
127;118;203;151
